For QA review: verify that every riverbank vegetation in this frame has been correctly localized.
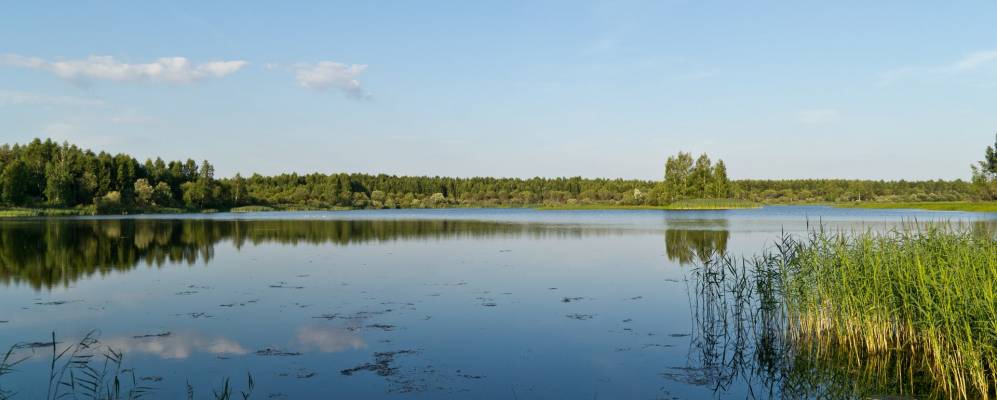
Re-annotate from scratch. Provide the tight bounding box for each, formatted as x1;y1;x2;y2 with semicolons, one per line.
691;226;997;399
838;201;997;212
0;138;992;215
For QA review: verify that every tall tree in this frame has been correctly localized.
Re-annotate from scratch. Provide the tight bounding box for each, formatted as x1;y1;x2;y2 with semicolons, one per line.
664;152;694;202
971;133;997;200
2;159;31;205
690;153;713;198
711;160;730;198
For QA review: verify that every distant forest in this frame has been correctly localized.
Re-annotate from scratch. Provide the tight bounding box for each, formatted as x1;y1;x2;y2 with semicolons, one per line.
0;138;990;213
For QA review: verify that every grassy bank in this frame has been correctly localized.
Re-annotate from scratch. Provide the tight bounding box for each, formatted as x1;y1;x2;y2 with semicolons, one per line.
766;227;996;398
538;198;760;211
0;207;94;218
837;201;997;212
0;206;193;218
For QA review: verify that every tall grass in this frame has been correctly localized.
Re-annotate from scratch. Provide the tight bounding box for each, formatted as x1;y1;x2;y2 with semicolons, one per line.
685;225;997;398
665;198;760;210
778;226;997;399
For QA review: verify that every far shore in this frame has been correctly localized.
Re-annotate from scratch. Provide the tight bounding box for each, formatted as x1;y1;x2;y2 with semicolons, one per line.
3;200;996;219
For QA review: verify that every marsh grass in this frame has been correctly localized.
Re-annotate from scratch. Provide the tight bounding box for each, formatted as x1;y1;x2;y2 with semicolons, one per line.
0;208;93;218
686;224;997;399
229;205;276;213
665;198;760;210
838;201;997;212
780;226;997;399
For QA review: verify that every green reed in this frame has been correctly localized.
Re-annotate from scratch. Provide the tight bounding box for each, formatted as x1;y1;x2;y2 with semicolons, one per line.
774;226;997;399
683;224;996;398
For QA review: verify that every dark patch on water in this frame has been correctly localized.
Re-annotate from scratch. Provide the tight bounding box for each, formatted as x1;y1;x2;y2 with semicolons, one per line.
367;324;397;331
175;291;198;296
34;300;81;306
340;350;418;377
561;297;583;303
668;333;690;338
255;347;302;357
133;332;170;339
140;376;163;382
269;282;304;289
565;313;595;320
313;309;393;320
177;312;213;319
456;370;484;379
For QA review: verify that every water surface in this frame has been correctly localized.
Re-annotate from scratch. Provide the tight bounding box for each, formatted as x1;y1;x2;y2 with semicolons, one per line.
1;206;994;398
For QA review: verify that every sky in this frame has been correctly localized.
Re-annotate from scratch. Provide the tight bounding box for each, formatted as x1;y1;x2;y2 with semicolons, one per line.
1;1;995;181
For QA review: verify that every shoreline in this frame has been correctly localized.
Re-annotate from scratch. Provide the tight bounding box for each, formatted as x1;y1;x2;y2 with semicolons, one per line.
3;201;996;219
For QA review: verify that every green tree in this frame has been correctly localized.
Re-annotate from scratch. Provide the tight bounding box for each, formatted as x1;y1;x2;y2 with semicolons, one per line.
690;153;713;198
664;152;694;202
44;160;75;206
153;181;173;206
134;179;154;207
711;160;730;198
971;133;997;200
229;173;248;206
2;159;31;205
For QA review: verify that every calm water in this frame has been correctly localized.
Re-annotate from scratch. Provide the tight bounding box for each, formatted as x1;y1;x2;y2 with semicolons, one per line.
0;206;994;399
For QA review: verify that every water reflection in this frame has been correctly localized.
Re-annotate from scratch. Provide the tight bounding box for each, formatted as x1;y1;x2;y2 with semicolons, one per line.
663;219;729;265
296;326;367;353
100;332;249;359
0;219;636;290
0;217;738;290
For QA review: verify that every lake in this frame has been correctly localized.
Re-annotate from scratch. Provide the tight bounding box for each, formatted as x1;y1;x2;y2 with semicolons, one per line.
1;206;994;399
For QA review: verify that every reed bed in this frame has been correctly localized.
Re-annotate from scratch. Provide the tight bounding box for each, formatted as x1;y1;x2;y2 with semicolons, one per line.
774;226;997;399
684;224;996;398
665;198;760;210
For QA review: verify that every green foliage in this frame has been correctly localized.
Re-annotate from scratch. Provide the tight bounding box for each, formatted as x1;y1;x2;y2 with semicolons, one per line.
777;227;997;399
1;160;30;205
972;133;997;200
94;191;124;214
133;179;154;207
0;138;985;213
839;201;997;212
664;152;731;202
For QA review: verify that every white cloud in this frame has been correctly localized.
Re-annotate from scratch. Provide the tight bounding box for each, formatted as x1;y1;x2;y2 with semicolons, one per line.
0;54;248;83
881;49;997;85
294;61;368;98
797;108;839;125
953;50;997;72
0;90;104;107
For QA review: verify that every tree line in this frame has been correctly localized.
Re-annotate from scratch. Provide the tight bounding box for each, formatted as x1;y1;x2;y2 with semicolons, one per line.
0;138;987;212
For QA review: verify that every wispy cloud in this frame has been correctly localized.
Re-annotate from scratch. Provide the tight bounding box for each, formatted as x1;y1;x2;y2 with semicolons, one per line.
0;89;104;107
797;108;839;125
880;50;997;85
293;61;368;98
0;54;247;83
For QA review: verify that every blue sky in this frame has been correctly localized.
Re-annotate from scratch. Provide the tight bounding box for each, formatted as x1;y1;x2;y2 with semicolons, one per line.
1;1;995;180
